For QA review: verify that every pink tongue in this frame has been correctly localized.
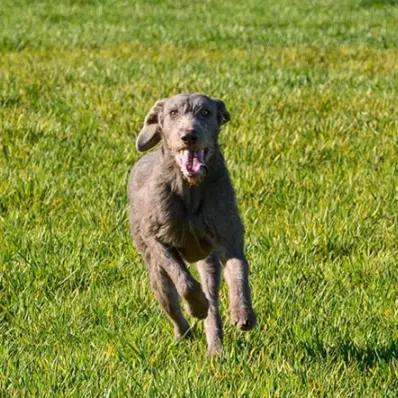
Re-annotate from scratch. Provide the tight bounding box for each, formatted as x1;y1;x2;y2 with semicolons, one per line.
191;152;204;173
186;151;204;174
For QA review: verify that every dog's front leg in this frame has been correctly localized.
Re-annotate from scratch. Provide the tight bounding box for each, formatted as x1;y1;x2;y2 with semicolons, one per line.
146;239;209;319
148;263;191;338
220;249;256;331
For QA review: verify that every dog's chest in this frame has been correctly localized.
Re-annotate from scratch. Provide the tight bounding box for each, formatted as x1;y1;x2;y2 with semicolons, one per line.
156;191;215;262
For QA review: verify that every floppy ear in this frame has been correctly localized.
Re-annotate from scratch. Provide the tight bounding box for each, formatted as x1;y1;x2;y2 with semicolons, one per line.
215;99;230;126
136;100;165;152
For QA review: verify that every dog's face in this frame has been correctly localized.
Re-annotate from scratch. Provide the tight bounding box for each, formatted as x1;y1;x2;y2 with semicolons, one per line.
137;93;230;184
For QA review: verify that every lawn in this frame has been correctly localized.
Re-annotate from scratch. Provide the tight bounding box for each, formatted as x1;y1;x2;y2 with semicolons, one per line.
1;0;398;396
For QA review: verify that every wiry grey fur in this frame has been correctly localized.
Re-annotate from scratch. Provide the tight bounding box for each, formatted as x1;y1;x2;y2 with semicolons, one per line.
127;93;256;355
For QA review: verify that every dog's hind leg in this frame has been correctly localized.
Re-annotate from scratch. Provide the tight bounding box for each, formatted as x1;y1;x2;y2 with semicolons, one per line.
197;254;223;355
149;265;191;339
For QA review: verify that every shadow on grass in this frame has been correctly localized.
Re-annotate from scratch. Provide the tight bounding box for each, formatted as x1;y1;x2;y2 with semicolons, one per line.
300;339;398;369
361;0;398;6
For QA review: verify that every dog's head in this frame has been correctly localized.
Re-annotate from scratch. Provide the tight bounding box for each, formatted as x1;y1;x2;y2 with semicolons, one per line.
136;93;230;185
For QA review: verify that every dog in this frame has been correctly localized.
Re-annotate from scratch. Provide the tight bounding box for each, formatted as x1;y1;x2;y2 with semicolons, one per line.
127;93;256;354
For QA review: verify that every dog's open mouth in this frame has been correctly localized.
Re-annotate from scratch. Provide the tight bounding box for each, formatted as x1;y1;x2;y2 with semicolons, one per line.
175;149;207;182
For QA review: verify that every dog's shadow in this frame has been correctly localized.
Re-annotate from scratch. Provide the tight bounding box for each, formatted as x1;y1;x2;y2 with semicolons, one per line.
361;0;398;6
300;339;398;370
231;335;397;370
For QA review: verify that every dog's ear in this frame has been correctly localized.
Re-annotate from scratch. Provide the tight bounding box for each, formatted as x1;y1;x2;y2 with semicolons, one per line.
136;100;165;152
215;99;230;126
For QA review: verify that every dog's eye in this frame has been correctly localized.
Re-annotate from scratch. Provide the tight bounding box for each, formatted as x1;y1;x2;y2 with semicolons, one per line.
200;109;210;117
169;110;179;118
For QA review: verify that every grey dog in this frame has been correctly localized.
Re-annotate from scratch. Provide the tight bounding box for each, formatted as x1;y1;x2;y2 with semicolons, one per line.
127;93;256;355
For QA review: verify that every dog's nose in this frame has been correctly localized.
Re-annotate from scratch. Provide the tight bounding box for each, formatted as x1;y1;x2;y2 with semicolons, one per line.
181;131;198;145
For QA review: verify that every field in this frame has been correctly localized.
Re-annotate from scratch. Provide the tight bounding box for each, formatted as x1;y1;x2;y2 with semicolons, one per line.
1;0;398;396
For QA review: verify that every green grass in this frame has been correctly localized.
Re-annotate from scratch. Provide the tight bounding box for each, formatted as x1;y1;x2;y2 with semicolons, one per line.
1;0;398;396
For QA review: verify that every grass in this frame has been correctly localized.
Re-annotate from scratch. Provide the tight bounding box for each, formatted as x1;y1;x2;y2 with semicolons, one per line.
1;0;398;396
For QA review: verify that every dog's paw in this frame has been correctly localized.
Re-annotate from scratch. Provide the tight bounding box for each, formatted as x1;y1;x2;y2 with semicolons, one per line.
230;306;256;331
207;339;222;357
185;286;209;319
174;325;193;340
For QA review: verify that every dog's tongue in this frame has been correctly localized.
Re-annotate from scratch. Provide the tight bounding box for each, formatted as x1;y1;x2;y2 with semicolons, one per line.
177;150;206;176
